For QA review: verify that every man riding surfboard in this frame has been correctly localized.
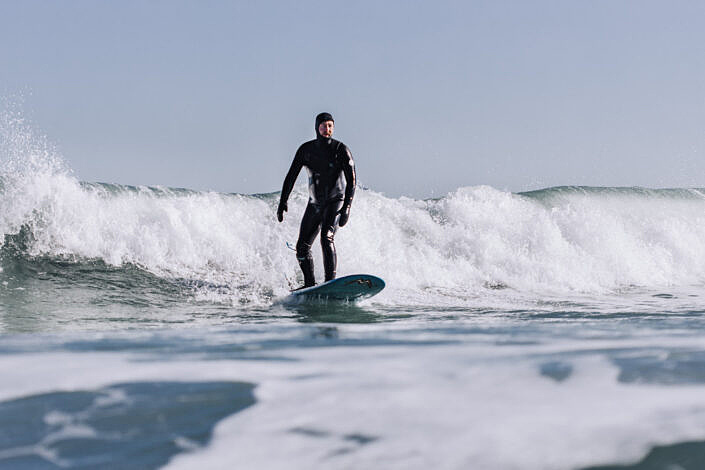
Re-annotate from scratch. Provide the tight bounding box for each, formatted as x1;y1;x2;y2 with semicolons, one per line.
277;112;356;288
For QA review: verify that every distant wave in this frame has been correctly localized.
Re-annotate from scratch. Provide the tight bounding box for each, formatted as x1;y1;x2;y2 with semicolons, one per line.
521;185;705;201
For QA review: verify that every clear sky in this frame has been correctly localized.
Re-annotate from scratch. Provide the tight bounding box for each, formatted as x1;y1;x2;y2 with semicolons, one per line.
2;1;704;198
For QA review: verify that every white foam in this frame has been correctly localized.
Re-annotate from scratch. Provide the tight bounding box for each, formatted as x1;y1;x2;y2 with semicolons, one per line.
166;340;705;470
4;334;705;469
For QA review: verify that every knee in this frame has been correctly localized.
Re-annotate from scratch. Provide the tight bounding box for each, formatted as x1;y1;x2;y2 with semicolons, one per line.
296;240;312;259
321;228;336;246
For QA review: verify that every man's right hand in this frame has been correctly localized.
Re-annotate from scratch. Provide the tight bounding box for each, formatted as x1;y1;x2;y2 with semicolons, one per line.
277;201;287;222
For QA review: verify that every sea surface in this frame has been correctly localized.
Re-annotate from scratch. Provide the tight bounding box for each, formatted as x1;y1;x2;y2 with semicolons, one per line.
4;113;705;469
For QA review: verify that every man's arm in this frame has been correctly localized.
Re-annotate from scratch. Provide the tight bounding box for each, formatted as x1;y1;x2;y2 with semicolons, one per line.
278;148;304;222
338;146;356;227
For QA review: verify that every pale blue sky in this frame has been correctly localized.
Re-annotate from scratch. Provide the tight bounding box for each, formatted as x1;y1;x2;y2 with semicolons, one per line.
2;1;704;197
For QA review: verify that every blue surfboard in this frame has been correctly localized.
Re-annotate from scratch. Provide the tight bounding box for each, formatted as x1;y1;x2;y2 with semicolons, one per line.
289;274;385;301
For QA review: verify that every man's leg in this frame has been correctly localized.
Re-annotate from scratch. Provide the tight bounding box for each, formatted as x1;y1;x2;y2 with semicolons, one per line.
320;200;344;282
296;203;322;287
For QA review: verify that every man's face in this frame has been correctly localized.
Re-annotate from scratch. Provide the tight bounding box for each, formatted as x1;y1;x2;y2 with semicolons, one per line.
318;120;334;138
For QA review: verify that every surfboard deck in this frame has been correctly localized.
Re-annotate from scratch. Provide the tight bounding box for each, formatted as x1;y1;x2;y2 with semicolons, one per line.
289;274;385;301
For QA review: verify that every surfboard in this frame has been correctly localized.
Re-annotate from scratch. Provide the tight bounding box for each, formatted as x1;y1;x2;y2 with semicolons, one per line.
289;274;385;301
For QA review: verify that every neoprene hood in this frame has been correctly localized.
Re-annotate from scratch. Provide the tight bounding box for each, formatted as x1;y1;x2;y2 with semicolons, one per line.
315;112;334;135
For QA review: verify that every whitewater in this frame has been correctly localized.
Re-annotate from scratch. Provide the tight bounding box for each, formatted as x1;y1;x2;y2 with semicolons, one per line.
4;110;705;469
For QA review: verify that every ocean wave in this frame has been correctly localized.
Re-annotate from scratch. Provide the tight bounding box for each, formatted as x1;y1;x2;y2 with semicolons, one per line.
4;110;705;306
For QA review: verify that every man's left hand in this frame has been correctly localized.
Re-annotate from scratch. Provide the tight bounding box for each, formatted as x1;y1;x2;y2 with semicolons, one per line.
338;203;351;227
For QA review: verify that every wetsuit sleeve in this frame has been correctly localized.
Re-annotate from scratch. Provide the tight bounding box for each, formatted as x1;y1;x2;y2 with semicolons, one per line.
341;145;356;206
280;146;304;205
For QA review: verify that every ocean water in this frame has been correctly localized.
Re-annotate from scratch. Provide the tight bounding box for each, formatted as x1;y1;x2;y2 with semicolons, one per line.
4;114;705;469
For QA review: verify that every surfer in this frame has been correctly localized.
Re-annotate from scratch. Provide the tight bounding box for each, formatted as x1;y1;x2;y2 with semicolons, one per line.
277;112;356;287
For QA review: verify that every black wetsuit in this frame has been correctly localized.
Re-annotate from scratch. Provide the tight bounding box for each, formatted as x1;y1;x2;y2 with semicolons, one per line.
279;135;356;286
